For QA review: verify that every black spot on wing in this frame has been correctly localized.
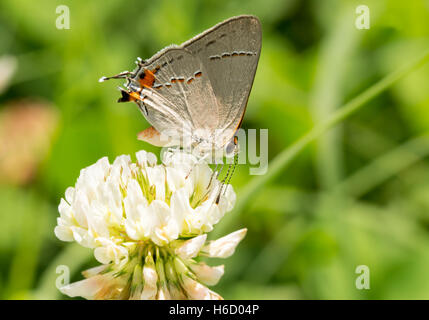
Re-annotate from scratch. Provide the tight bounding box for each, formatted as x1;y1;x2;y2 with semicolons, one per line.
209;51;256;61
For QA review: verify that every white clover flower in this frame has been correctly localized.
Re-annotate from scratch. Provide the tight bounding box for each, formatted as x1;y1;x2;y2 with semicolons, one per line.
55;149;245;300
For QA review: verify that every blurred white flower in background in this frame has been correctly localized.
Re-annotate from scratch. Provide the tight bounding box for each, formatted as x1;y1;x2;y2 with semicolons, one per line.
55;149;245;300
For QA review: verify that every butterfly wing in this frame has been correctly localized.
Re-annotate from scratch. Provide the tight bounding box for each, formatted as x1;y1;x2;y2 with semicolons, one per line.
110;15;261;150
131;47;222;143
183;15;262;146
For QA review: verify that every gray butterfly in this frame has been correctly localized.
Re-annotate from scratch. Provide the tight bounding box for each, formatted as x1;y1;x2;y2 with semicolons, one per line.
100;15;262;160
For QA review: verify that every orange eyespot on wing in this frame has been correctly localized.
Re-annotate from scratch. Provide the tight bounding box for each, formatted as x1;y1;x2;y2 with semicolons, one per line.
138;69;156;88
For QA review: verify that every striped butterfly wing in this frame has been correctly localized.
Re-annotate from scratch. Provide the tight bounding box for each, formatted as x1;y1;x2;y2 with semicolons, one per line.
134;47;221;140
126;15;261;149
183;15;262;144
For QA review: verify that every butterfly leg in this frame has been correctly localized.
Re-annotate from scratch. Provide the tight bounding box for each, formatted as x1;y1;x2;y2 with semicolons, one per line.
224;154;238;196
215;145;239;203
216;162;234;204
207;163;219;189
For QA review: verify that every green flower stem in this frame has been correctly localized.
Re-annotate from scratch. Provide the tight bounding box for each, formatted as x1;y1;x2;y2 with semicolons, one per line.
213;48;429;238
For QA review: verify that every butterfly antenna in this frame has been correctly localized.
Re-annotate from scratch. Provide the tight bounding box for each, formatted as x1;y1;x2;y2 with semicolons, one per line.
98;71;134;83
216;162;234;204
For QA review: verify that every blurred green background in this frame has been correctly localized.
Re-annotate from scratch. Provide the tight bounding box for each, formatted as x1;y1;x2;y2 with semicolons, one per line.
1;0;429;299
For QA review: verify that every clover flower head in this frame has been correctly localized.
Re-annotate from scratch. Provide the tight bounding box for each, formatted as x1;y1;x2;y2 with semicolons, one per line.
55;149;245;299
